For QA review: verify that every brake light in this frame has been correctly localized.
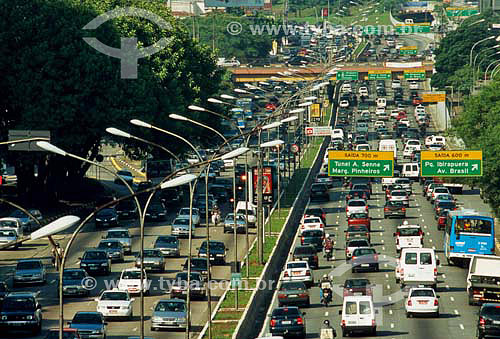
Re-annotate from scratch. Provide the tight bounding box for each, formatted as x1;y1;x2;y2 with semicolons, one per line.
299;293;308;298
341;320;346;327
284;271;289;277
407;299;412;306
305;270;311;276
384;207;389;212
314;255;318;262
479;317;485;327
343;289;348;296
372;319;376;327
352;256;357;260
270;319;277;327
374;254;379;261
434;299;438;306
402;207;406;212
301;224;305;229
278;294;286;299
301;236;304;245
400;268;404;275
296;317;303;325
346;207;348;212
365;206;368;211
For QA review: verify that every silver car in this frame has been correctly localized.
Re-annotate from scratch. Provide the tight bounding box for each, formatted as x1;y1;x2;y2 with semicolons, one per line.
13;259;46;286
151;299;188;331
171;217;194;238
136;249;165;272
177;208;200;227
0;228;19;249
97;239;125;262
103;228;132;254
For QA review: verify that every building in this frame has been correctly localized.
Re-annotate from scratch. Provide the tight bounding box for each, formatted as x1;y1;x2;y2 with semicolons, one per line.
480;0;500;12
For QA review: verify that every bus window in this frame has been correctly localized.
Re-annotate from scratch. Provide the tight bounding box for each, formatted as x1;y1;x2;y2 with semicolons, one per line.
456;218;492;234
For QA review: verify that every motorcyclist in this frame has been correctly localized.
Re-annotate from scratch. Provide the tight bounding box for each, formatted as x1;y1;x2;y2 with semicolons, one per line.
323;234;334;260
320;274;333;306
51;243;64;271
320;319;337;339
211;206;221;226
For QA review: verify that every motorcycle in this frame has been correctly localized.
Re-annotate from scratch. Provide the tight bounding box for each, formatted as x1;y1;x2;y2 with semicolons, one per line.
211;211;221;226
321;288;332;307
324;247;333;261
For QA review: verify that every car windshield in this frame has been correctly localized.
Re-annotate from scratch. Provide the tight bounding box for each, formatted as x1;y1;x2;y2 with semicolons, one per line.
0;230;16;237
272;308;300;317
143;250;162;257
226;214;245;222
179;208;198;216
63;270;86;279
191;259;207;268
387;201;404;207
348;201;366;207
200;242;225;251
72;313;102;324
17;261;41;270
0;220;18;227
411;289;434;297
349;240;369;247
354;248;375;256
107;231;129;238
155;301;185;312
97;209;115;217
156;236;176;244
287;262;307;269
84;251;107;260
311;184;326;191
98;241;121;249
280;282;306;291
2;297;35;311
294;246;315;255
101;292;128;301
345;279;369;288
303;230;324;237
399;228;421;236
437;201;455;209
482;306;500;320
122;271;142;279
174;218;190;225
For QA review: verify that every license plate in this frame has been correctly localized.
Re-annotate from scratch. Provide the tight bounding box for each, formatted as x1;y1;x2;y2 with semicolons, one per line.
348;321;356;324
354;292;363;296
293;271;302;276
288;294;298;298
281;320;291;325
418;300;428;304
361;264;369;267
89;267;98;270
109;310;118;314
102;223;108;226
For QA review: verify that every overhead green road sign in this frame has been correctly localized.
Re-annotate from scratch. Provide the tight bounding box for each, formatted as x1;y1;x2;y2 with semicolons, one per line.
420;151;483;177
446;8;479;16
336;71;359;81
400;46;418;55
404;69;426;79
396;25;431;33
328;151;394;177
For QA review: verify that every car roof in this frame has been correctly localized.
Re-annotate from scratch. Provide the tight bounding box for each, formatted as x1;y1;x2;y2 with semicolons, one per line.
107;228;129;232
6;291;38;298
18;258;42;263
157;298;185;303
343;295;373;301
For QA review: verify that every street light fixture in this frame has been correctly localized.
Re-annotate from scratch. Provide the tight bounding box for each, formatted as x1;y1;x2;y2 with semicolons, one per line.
303;96;318;101
30;215;80;241
234;88;251;94
221;94;237;100
298;101;313;107
469;36;498;66
289;108;305;114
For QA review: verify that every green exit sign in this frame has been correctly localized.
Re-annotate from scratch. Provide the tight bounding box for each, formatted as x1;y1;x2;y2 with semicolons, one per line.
400;49;417;55
420;151;483;177
446;9;479;16
396;25;431;33
336;71;359;80
404;71;426;79
328;151;394;177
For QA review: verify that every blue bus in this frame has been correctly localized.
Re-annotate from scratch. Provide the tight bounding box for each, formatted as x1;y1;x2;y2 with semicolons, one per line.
444;209;495;265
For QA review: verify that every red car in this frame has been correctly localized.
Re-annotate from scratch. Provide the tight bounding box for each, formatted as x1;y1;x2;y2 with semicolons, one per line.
413;97;423;106
265;103;276;112
347;212;371;231
346;190;368;202
395;111;407;121
437;210;449;230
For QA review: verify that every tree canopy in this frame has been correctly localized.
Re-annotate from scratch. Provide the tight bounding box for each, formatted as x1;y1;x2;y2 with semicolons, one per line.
0;0;225;201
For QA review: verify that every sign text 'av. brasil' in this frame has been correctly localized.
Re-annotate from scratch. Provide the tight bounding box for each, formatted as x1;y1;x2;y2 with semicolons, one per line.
420;150;482;177
328;151;394;177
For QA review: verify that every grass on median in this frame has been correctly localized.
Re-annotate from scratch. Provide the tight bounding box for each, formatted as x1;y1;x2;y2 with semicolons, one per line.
241;235;278;277
204;322;237;338
220;290;253;309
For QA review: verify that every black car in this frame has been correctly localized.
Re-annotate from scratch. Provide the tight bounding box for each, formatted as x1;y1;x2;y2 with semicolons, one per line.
145;202;167;221
209;184;230;203
116;199;138;220
95;208;119;229
61;269;90;297
293;245;318;268
277;281;310;308
197;240;227;264
310;183;329;202
183;257;209;278
351;247;379;273
304;207;327;224
0;292;43;334
0;281;8;303
269;306;306;338
301;229;324;252
477;303;500;339
160;187;183;206
170;272;207;300
79;249;111;275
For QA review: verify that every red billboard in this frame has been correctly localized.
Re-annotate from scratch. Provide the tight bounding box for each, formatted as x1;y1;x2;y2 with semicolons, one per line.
252;166;273;204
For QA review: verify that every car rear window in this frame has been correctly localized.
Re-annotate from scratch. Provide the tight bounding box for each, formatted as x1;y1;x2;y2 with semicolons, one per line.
304;218;321;224
345;279;370;288
303;230;324;237
410;289;434;297
294;246;315;255
349;240;369;247
359;301;372;314
287;262;307;269
405;252;417;264
482;306;500;319
399;228;420;236
354;248;375;256
280;282;306;291
348;200;366;207
391;191;406;197
272;308;300;316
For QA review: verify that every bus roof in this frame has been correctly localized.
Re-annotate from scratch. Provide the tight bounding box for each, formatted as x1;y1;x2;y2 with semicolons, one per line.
448;208;492;218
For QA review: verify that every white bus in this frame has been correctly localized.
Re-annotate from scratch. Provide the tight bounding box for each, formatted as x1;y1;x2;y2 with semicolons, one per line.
379;139;397;160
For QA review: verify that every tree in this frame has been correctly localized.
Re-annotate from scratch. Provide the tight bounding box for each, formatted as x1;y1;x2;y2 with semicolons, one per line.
452;80;500;215
0;0;224;202
431;10;500;89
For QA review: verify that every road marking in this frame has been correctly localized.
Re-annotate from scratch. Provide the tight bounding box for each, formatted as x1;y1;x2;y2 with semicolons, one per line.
420;214;423;217
422;219;425;222
382;246;386;251
385;273;389;278
459;324;464;330
388;296;392;301
50;280;56;284
442;274;446;279
391;323;395;328
429;239;433;242
454;309;459;315
424;225;427;229
389;309;393;315
426;232;430;235
325;311;329;316
133;327;137;332
432;246;436;250
446;285;450;289
387;284;391;289
450;296;455;302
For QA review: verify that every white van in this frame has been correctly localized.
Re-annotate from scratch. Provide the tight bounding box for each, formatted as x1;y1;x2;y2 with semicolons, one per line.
341;83;352;93
339;296;376;336
400;248;439;289
331;129;344;140
402;163;419;180
236;201;257;227
378;140;397;159
376;98;386;108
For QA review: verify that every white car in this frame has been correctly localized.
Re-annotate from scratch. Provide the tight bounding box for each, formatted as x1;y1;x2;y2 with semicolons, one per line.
392;80;401;89
282;260;313;286
394;224;423;252
359;87;369;96
118;268;150;295
345;238;370;260
405;287;439;318
376;98;387;108
409;81;419;90
395;257;402;283
390;109;400;119
0;217;23;236
389;190;409;207
374;120;386;128
177;207;200;227
399;118;410;127
430;186;450;203
403;146;418;159
425;135;446;147
341;83;352;93
346;199;368;218
95;289;134;319
339;100;350;108
427;144;445;151
300;216;325;234
356;144;371;151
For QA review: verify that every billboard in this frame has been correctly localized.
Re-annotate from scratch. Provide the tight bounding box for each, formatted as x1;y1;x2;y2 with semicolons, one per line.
310;103;321;120
305;126;332;136
204;0;264;7
252;166;273;204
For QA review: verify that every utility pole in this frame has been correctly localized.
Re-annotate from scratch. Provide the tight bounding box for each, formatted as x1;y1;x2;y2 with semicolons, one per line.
257;131;264;264
283;0;289;45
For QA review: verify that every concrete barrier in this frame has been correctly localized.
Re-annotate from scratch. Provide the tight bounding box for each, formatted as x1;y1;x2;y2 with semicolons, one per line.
232;82;341;339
